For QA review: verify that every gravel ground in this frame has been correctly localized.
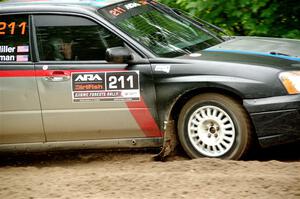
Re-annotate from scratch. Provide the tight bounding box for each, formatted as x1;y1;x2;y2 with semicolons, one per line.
0;142;299;199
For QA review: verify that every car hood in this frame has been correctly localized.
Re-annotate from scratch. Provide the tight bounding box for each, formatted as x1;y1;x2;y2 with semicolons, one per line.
204;36;300;62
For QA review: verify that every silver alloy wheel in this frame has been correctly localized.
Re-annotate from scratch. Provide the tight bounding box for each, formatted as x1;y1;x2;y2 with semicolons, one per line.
187;105;236;157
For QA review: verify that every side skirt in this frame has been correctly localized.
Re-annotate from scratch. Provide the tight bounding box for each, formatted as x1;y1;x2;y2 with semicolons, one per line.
0;138;163;152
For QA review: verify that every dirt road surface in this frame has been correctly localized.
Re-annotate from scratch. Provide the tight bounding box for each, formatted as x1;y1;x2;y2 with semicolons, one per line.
0;142;300;199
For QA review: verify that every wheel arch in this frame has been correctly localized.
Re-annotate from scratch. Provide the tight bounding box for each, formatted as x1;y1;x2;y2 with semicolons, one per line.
169;86;245;123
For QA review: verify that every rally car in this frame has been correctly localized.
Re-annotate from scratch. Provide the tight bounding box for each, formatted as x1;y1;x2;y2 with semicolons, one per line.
0;0;300;160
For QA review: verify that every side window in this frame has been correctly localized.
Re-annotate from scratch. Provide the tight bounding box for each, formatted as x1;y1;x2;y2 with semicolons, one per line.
34;15;124;61
0;15;30;62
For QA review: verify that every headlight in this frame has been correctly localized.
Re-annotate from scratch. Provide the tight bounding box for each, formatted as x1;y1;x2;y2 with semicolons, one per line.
279;71;300;94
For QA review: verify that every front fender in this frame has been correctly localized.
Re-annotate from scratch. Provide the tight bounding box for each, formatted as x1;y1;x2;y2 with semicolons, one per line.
155;75;263;127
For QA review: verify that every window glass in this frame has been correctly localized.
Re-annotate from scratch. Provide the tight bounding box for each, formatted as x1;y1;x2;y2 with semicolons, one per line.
99;1;220;58
0;15;30;62
35;15;124;61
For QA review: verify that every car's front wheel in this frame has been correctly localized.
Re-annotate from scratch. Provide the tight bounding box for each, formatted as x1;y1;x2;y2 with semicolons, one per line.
178;93;252;160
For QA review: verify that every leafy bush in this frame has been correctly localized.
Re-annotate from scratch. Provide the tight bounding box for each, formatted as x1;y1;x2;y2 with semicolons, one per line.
159;0;300;39
1;0;298;39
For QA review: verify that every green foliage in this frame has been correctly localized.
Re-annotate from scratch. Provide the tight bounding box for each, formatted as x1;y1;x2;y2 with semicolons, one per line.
158;0;300;39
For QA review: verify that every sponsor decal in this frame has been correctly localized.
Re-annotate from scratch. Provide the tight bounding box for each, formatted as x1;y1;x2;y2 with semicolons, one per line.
0;46;16;53
189;53;202;57
17;45;29;53
154;64;171;73
0;55;15;61
72;71;140;102
16;55;28;62
124;2;141;10
0;46;16;61
108;2;141;17
103;0;155;19
0;45;29;62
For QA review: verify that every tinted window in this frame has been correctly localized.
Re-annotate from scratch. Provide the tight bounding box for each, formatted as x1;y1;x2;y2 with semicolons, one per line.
0;15;30;62
99;1;220;58
35;15;124;61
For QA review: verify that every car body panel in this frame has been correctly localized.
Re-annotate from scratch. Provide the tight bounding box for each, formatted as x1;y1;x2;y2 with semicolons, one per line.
244;95;300;147
0;64;45;144
206;36;300;59
1;0;124;8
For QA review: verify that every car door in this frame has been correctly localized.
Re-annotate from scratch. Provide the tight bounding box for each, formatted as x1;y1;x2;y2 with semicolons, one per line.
33;14;162;142
0;14;45;144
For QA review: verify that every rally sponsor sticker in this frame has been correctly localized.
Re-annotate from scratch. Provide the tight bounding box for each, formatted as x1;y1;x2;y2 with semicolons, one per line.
16;55;29;62
0;45;29;62
71;71;140;102
17;46;29;53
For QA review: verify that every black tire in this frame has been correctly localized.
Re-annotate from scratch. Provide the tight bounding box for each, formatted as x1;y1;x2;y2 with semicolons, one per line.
178;93;252;160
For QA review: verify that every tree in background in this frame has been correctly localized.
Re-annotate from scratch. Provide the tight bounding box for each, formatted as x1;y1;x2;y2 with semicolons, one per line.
0;0;298;39
159;0;300;39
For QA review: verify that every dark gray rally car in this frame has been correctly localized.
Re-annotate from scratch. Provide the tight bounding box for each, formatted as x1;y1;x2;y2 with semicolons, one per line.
0;0;299;160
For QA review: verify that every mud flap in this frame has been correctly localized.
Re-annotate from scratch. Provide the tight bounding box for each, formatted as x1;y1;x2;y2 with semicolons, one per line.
153;120;177;161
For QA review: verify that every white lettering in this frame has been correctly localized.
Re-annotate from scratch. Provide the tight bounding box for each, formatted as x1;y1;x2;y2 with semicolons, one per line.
0;55;15;61
75;74;102;82
124;2;141;10
0;46;16;53
74;92;89;97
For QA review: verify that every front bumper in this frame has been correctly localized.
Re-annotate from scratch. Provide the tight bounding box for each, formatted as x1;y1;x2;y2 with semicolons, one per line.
244;95;300;147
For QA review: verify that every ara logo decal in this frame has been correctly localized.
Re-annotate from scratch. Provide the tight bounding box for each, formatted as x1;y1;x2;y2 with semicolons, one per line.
74;74;103;82
72;72;106;93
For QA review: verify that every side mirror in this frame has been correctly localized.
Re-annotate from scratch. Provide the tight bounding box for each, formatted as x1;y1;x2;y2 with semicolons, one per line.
106;47;133;64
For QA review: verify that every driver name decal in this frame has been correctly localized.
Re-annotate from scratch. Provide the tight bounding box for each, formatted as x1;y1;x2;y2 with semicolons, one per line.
72;71;140;102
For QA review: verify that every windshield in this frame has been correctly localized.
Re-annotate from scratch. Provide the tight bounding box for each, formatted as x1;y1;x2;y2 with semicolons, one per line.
99;1;221;58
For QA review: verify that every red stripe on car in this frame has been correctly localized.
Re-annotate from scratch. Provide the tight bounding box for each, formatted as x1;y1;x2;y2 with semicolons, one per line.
0;70;35;77
0;69;126;77
126;98;162;137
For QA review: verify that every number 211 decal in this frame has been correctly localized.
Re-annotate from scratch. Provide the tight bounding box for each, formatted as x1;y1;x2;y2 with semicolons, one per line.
72;71;140;102
0;22;27;35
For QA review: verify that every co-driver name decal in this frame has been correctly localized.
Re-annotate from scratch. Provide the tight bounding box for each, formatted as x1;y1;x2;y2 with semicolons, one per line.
72;71;140;102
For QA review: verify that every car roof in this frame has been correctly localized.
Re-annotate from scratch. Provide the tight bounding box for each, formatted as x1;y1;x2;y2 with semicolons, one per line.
0;0;126;7
0;0;126;13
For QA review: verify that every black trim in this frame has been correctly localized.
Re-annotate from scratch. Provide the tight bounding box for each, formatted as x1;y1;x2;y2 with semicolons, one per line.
34;62;128;70
0;64;34;70
29;15;38;62
244;95;300;113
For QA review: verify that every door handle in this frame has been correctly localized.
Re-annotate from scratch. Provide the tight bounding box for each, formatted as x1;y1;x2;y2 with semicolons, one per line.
45;71;70;82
